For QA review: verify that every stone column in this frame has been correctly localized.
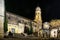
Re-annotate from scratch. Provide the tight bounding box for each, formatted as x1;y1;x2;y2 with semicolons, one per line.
0;17;4;38
0;0;5;38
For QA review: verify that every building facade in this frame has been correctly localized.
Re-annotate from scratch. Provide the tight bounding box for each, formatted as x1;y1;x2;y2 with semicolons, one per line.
6;12;38;34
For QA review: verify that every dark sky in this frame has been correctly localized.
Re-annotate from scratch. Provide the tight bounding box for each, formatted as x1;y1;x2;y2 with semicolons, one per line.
5;0;60;22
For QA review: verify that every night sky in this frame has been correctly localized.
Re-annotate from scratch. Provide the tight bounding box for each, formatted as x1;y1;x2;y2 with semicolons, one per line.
5;0;60;22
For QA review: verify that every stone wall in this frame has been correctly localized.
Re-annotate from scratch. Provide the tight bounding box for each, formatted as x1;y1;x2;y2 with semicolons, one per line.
0;0;5;38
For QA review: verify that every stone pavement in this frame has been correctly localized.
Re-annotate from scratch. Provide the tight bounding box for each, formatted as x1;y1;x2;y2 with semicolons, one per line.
0;37;60;40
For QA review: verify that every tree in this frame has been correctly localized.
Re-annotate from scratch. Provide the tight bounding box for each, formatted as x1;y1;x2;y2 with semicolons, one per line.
50;19;60;27
4;12;8;33
29;21;33;34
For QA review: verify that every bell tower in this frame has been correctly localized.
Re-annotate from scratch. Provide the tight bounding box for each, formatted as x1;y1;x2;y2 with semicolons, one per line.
34;6;42;36
34;6;42;28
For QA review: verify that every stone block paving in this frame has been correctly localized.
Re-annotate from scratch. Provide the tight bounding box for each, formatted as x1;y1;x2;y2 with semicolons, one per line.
0;37;60;40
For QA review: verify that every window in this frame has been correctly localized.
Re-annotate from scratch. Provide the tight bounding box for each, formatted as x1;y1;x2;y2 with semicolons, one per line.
11;28;15;33
18;20;21;23
21;20;24;23
8;17;11;19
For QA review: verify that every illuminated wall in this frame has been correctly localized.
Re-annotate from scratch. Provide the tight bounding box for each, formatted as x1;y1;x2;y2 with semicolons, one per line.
50;29;58;38
7;23;24;33
6;12;37;34
8;24;18;33
0;0;5;37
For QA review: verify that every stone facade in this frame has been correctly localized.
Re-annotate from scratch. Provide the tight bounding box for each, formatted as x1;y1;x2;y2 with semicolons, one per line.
6;12;38;35
0;0;5;38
